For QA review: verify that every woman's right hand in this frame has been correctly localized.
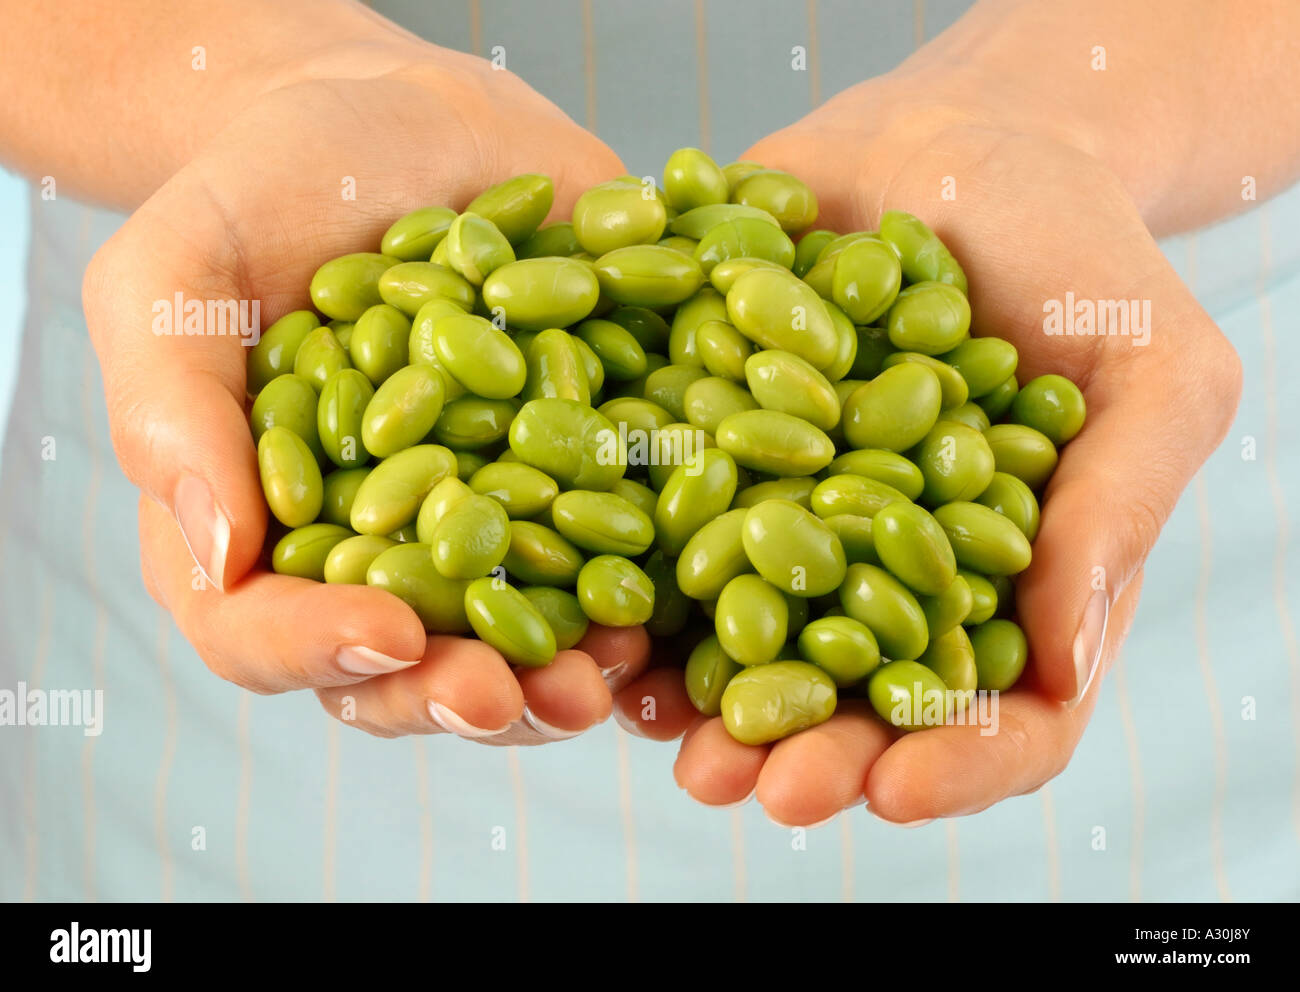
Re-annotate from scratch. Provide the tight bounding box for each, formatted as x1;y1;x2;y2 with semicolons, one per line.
83;41;649;743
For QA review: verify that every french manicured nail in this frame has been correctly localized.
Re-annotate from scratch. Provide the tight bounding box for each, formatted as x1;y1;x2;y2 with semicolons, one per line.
718;787;757;809
521;705;583;740
599;660;629;688
898;818;935;828
1069;588;1110;708
427;700;510;738
336;646;419;676
174;475;229;592
766;809;837;828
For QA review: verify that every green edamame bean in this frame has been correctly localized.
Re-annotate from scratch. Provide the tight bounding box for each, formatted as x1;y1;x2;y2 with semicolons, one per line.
326;321;353;356
502;520;585;586
867;659;952;731
432;396;518;449
676;508;751;599
508;398;625;490
431;494;511;579
575;319;648;381
608;478;658;519
350;444;457;535
715;409;835;476
572;336;606;394
886;281;971;355
744;349;839;431
316;369;374;468
431;312;526;399
598;397;674;442
707;257;789;294
915;421;997;506
551;490;655;555
389;524;420;543
959;570;999;626
798;616;881;687
941;338;1019;398
481;257;600;332
516;221;582;260
720;660;837;745
670;202;780;239
988;574;1016;619
321;467;370;527
969;618;1029;690
248;311;320;394
654;448;739;555
730;170;818;234
726;268;839;369
692;218;796;276
839;563;929;660
522;328;589;404
408;300;471;398
940;401;991;433
645;422;714;490
850;324;894;380
742;499;847;597
572;180;667;255
685;636;744;716
663;147;729;211
381;205;458;261
977;374;1019;420
826;450;924;502
820;300;859;383
377;261;476;317
465;174;554;245
593;245;705;307
258;426;323;528
881;352;969;410
733;477;817;509
918;574;973;639
683;376;759;434
366;542;471;633
455;451;488;480
361;365;445;458
793;229;837;278
1011;374;1086;444
521;586;589;651
251;373;321;456
715;574;788;666
871;501;957;596
976;471;1041;541
576;555;655;626
877;210;968;294
668;287;729;367
831;236;902;324
272;523;353;581
642;365;708;422
695;319;752;384
932;501;1033;575
984;423;1059;490
841;363;942;452
605;306;671;353
323;534;397;585
348;304;411;385
823;514;878;565
416;476;473;544
310;253;400;321
293;325;352;392
468;462;558;519
464;577;557;667
918;625;978;703
445;212;515;286
810;474;909;518
643;549;693;637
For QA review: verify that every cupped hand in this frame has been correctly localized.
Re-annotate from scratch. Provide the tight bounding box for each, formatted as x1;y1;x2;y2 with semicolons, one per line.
83;43;646;743
616;86;1242;822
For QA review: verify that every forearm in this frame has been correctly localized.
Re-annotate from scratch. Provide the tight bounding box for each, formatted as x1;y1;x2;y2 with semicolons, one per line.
0;0;427;209
897;0;1300;235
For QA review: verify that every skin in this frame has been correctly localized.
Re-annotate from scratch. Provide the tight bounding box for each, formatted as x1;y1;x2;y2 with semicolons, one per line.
0;1;1292;795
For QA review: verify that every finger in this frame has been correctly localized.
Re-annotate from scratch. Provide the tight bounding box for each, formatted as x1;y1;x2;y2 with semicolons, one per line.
673;717;769;806
575;623;653;693
755;701;897;827
612;666;698;742
317;635;524;739
475;649;613;746
865;577;1142;822
141;495;425;692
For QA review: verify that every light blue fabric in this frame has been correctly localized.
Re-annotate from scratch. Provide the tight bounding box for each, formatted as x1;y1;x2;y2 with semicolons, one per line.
1;0;1297;902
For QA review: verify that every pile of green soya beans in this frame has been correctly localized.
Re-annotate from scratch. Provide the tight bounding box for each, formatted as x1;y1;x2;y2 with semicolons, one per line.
247;147;1086;747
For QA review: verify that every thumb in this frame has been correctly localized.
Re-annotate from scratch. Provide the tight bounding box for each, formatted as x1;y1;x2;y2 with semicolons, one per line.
83;179;268;591
1016;314;1242;703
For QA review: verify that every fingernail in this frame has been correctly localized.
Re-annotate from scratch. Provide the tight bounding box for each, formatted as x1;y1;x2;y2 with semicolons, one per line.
1068;589;1110;709
766;809;837;828
336;646;419;677
600;660;629;688
866;805;934;828
612;704;647;738
718;787;757;809
174;475;229;592
427;700;510;739
521;704;584;741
